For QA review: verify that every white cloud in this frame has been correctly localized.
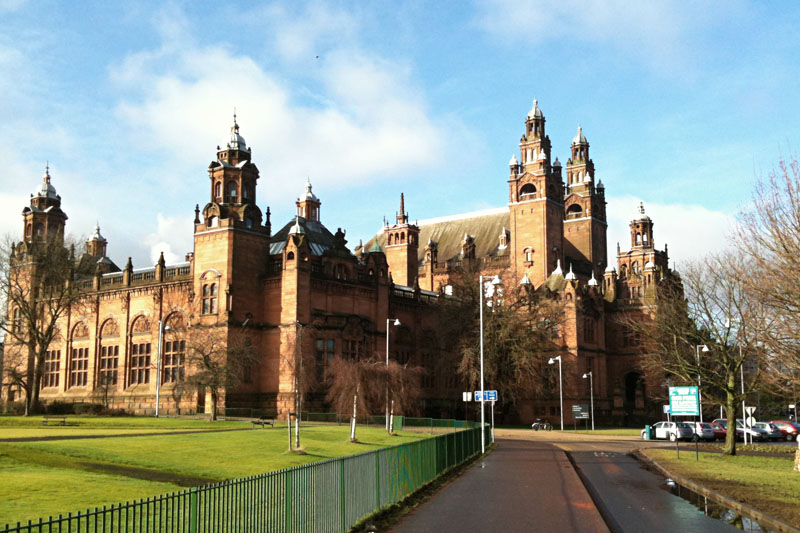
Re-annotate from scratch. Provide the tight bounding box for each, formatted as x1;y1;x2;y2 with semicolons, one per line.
110;6;445;204
142;213;193;265
606;195;736;268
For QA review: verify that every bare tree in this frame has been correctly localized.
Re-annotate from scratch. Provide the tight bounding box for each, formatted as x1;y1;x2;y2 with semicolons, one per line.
326;356;383;442
738;157;800;398
437;264;565;420
627;251;767;455
1;235;92;414
184;325;260;421
282;322;317;450
387;360;424;433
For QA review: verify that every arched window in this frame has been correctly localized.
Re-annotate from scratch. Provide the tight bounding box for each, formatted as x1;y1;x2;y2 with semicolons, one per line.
68;322;89;388
11;308;21;332
287;251;295;261
520;183;537;199
98;319;120;388
632;261;641;275
620;264;627;278
388;234;393;246
214;182;222;199
202;283;218;314
35;223;45;236
635;233;641;245
228;183;237;198
566;204;583;219
524;247;533;263
643;232;649;244
129;315;152;385
400;232;406;244
162;313;186;385
208;216;218;228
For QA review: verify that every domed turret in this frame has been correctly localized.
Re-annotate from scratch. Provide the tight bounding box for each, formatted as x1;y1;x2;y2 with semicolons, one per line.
527;98;543;120
572;125;587;145
221;113;249;153
35;165;59;199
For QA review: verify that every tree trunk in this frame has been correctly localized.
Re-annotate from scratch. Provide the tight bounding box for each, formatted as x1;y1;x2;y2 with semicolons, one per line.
722;383;737;456
210;390;218;421
350;392;358;442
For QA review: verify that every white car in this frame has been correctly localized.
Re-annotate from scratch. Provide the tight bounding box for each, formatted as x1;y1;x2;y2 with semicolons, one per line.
642;421;695;441
692;422;715;441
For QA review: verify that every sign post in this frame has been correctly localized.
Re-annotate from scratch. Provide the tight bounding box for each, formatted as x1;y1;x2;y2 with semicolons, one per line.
669;387;699;459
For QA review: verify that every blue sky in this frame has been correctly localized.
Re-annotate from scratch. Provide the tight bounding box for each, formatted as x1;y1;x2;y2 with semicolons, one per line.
1;0;798;269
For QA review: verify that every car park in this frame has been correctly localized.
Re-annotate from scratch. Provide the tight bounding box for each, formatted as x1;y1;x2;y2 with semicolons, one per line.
692;422;715;441
735;419;764;441
641;421;695;441
769;420;800;441
753;422;782;441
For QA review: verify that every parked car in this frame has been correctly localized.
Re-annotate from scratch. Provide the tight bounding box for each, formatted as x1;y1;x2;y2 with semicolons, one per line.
769;420;800;441
691;422;715;441
710;421;727;441
641;421;695;441
734;419;765;441
753;422;782;441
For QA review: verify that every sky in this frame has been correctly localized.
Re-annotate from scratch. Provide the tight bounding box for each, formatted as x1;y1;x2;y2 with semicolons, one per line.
1;0;798;271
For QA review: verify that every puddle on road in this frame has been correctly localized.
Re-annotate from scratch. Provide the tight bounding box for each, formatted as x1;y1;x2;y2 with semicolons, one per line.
659;479;775;532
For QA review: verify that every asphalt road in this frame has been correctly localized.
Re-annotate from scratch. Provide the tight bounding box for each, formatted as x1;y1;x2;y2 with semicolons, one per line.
391;431;740;532
390;438;608;532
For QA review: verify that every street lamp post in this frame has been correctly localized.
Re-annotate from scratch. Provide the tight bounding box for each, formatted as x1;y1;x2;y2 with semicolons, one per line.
386;318;401;431
479;274;501;454
696;344;709;423
582;372;594;431
549;355;563;431
155;321;171;418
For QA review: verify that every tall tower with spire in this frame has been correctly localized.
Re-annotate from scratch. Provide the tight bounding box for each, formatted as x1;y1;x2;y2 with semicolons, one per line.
508;99;565;286
21;164;68;243
193;115;271;327
383;193;420;287
563;125;607;279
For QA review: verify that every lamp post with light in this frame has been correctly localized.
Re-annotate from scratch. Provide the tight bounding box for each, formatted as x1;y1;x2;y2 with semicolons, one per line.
696;344;709;423
582;371;594;431
549;355;563;431
155;320;171;417
386;318;401;431
479;274;502;453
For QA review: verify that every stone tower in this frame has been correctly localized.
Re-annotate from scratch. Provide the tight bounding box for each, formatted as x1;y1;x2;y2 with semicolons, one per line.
562;125;607;280
508;99;565;286
383;193;420;287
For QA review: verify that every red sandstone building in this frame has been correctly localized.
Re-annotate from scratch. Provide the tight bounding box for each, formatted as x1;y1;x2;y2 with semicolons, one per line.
2;101;670;424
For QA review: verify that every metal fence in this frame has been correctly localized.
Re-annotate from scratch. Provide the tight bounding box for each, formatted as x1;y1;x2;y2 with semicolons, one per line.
2;423;488;532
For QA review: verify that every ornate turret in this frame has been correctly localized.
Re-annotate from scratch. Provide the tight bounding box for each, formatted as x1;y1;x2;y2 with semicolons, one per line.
22;164;68;242
296;180;321;222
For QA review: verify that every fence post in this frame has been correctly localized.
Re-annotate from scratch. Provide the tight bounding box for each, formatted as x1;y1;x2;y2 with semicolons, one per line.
375;452;381;510
286;470;292;532
340;459;347;532
188;488;199;533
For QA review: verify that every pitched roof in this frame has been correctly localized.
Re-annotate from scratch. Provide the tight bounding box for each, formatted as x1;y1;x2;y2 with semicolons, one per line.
368;207;510;263
271;216;347;258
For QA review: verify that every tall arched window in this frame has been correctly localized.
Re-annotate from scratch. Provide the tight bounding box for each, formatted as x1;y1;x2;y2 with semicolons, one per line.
228;183;237;198
520;183;537;199
98;319;120;387
25;224;32;239
635;233;642;245
214;182;222;199
68;322;89;388
202;283;218;314
129;315;152;385
162;314;186;384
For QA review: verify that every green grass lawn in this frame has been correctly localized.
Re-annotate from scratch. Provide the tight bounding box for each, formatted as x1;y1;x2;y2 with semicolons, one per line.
0;419;429;527
645;448;800;524
0;415;252;430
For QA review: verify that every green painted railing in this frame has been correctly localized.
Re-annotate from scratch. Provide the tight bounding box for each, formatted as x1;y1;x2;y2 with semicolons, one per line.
2;423;489;532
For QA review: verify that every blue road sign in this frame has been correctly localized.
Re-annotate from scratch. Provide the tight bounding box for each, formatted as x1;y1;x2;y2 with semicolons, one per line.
669;386;699;416
474;390;498;401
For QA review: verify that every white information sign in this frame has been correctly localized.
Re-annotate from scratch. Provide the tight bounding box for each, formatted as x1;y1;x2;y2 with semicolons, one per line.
668;386;699;416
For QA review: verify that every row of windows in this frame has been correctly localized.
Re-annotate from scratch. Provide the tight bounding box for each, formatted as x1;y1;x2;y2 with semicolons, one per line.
213;181;251;200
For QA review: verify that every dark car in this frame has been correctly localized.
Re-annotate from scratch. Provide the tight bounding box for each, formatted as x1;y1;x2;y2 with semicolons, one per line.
770;420;800;441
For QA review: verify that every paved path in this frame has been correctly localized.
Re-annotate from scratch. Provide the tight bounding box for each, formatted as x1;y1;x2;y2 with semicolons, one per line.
390;438;608;532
